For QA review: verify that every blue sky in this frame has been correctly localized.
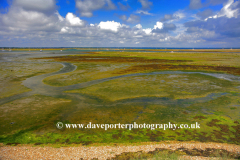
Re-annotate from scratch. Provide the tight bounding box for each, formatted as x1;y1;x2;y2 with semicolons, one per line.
0;0;239;47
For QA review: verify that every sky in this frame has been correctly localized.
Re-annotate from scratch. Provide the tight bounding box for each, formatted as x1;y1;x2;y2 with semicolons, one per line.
0;0;239;48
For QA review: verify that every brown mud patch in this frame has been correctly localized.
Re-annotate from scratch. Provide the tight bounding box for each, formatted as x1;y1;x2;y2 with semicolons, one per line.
36;56;240;75
117;64;240;75
36;55;191;63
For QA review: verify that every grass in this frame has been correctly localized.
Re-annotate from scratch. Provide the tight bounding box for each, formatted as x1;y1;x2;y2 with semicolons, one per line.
0;94;71;135
0;98;239;145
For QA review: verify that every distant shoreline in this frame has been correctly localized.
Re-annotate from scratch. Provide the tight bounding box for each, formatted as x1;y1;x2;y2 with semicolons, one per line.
1;47;240;49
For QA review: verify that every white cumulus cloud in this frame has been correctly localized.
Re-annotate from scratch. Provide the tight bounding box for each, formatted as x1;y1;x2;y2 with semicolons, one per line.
66;13;84;26
143;28;152;35
153;22;163;29
98;21;122;32
135;24;142;29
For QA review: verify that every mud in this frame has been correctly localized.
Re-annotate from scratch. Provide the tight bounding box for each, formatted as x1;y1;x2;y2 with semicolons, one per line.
117;64;240;76
36;55;191;63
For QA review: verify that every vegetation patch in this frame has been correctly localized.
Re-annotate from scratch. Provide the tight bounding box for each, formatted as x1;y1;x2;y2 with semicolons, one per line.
117;63;240;76
37;55;191;63
66;73;236;101
43;63;131;86
109;147;240;160
0;62;62;98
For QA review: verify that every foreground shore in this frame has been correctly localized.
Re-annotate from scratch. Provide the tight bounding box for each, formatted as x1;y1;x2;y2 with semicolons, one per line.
1;141;240;160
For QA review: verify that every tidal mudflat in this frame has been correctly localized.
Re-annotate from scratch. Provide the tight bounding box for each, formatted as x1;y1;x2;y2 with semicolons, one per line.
0;49;240;158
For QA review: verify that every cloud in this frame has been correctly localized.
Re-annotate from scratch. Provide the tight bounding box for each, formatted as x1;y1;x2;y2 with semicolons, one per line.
189;0;202;9
66;12;84;26
118;15;127;21
138;0;152;10
13;0;56;13
0;0;85;35
98;21;122;32
203;0;239;21
174;11;185;19
161;11;185;22
189;0;231;10
0;3;60;32
136;10;153;16
118;2;130;11
152;23;177;33
119;14;140;24
161;14;175;22
135;24;142;29
75;0;116;17
105;0;116;10
196;9;213;20
185;16;240;37
206;0;228;6
126;14;140;24
153;22;163;29
217;0;238;18
0;0;239;47
143;28;152;35
135;22;176;35
186;27;201;33
164;23;177;30
185;0;240;38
